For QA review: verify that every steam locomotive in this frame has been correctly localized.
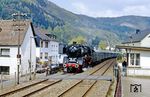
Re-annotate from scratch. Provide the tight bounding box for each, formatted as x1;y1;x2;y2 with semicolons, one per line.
63;42;118;73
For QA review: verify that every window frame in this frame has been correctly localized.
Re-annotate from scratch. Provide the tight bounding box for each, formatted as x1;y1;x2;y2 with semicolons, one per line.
45;52;48;59
0;48;10;57
130;53;140;66
45;41;48;48
40;52;43;59
41;41;43;48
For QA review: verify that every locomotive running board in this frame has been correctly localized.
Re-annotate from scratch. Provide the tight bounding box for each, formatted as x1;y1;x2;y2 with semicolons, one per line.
49;75;112;81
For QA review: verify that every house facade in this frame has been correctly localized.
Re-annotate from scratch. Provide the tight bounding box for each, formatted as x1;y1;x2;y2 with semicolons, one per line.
0;20;36;75
117;29;150;76
35;30;59;65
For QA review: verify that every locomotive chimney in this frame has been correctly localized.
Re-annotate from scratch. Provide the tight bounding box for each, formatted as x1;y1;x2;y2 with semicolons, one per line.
73;41;77;44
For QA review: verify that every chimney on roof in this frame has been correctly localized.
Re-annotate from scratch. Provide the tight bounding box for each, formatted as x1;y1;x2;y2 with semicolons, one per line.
136;29;140;34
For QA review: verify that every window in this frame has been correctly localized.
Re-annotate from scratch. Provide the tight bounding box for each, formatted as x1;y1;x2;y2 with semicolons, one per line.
45;53;48;59
41;41;43;48
0;66;10;75
40;52;43;59
45;41;48;48
130;53;140;66
59;55;61;59
0;48;10;57
130;53;134;65
135;54;140;66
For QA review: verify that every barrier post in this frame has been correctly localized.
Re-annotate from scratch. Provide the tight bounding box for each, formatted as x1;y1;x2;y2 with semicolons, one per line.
113;64;118;78
1;72;3;90
14;72;16;86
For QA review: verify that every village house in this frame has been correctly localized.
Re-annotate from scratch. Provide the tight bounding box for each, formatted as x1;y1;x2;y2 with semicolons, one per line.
35;29;59;66
0;20;37;76
117;29;150;76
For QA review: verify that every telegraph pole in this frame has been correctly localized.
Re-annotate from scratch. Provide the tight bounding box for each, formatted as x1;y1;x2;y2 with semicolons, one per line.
12;12;26;84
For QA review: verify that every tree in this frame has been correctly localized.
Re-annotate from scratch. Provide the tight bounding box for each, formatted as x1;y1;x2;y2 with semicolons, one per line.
69;36;86;44
98;40;107;50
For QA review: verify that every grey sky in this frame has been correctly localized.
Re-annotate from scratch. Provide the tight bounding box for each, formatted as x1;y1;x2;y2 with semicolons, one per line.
49;0;150;17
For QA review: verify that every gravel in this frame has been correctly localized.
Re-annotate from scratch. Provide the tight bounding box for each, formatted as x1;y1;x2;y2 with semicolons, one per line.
30;79;81;97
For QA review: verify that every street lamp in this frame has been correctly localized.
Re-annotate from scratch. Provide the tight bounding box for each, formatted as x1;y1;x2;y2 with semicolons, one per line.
29;36;37;80
12;12;26;84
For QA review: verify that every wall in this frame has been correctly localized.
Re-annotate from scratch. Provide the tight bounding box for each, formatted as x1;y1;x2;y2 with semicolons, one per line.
140;51;150;68
141;33;150;47
127;68;150;76
0;47;18;75
127;50;150;76
49;41;59;64
36;47;40;58
39;40;59;64
21;25;36;75
40;40;49;62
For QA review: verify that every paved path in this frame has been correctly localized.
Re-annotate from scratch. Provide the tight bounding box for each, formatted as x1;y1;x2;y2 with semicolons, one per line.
122;76;150;97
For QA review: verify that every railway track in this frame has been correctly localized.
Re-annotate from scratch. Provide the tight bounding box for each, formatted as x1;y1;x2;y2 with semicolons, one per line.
56;59;115;97
0;79;61;97
83;60;116;97
27;59;114;97
0;79;48;97
0;59;116;97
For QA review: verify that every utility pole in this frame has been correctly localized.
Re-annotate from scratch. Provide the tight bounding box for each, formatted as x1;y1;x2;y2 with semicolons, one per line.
29;36;37;80
12;12;26;84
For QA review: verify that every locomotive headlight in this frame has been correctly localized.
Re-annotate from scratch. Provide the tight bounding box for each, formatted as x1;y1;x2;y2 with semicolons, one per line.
63;64;66;67
75;64;79;68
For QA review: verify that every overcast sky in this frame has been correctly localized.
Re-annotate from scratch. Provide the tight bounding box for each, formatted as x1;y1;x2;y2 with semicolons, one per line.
49;0;150;17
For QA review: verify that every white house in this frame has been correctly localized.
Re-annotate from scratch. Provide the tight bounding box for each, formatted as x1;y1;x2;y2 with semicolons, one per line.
117;29;150;76
0;20;36;76
35;30;59;65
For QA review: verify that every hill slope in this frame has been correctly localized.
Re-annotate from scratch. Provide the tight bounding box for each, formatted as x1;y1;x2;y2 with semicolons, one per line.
1;0;150;47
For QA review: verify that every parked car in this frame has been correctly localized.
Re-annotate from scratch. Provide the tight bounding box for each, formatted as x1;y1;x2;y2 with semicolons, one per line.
36;67;46;73
49;64;60;74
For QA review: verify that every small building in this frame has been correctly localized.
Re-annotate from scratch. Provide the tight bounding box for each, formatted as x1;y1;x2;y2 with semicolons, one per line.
35;30;59;65
117;29;150;76
0;20;37;75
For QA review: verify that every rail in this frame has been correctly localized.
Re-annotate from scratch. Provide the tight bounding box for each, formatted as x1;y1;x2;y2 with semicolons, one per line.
57;59;114;97
0;79;48;96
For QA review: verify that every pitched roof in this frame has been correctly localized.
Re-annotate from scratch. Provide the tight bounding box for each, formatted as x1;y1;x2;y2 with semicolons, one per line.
122;29;150;44
35;31;50;41
34;28;58;47
0;20;31;46
34;28;57;41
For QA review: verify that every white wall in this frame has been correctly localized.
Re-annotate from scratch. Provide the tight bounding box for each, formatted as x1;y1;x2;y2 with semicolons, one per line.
0;47;18;75
38;40;59;64
141;33;150;47
140;51;150;68
49;41;59;64
127;68;150;76
40;40;49;62
127;50;150;76
36;47;40;58
21;25;36;75
128;50;150;68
